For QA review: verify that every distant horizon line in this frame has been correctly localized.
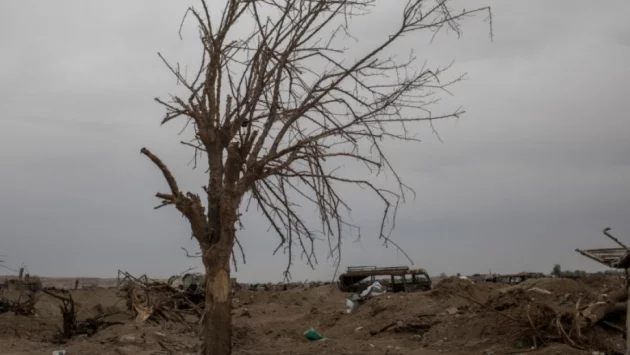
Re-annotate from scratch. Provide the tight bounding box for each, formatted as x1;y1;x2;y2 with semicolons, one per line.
2;269;619;284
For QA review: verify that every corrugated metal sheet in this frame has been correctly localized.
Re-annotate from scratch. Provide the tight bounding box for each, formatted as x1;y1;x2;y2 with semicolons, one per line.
575;247;630;268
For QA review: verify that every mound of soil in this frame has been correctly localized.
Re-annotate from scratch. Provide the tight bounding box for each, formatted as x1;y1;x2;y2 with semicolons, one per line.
0;276;625;354
429;277;498;303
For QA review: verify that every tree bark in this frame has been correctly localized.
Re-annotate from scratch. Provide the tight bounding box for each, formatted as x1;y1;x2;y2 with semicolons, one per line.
201;193;239;355
202;242;233;355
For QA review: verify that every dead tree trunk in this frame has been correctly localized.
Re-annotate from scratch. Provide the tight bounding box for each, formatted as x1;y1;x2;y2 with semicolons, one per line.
201;150;242;355
579;288;628;329
199;198;240;355
42;289;78;341
202;243;233;354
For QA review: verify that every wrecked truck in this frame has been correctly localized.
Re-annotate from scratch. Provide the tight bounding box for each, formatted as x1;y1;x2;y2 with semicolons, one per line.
338;266;432;293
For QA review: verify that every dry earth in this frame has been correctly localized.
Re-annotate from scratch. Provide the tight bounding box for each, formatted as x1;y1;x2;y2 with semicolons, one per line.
0;276;626;354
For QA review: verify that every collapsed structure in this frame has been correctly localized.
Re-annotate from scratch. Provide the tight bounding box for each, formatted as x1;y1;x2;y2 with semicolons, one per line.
575;227;630;353
469;272;547;284
0;272;42;292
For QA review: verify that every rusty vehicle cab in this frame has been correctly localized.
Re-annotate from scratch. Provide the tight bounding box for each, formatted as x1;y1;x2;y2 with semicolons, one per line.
338;266;432;293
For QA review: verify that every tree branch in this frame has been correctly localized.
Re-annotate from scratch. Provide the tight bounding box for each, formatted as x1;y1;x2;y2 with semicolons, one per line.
140;148;181;197
141;147;210;245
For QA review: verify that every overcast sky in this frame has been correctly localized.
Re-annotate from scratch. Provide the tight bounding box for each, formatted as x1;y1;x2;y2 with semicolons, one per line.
1;0;629;283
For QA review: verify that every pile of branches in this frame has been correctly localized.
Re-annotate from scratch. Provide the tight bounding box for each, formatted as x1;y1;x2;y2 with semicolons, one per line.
42;289;122;343
119;272;204;325
465;287;627;352
0;292;37;316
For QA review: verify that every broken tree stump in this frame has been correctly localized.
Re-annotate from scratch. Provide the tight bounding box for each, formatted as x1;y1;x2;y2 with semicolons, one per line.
578;288;628;330
42;289;77;340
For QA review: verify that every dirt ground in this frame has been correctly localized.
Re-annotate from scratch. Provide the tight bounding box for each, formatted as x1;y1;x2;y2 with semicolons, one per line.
0;276;626;355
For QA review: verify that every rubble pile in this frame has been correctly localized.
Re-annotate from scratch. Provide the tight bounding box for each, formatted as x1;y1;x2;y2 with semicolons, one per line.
119;272;205;324
241;281;334;292
346;276;626;354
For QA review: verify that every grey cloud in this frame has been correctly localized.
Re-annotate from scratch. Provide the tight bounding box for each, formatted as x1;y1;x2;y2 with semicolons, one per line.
1;0;629;283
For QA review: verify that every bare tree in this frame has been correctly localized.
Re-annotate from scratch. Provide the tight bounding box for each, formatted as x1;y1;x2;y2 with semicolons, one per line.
141;0;490;353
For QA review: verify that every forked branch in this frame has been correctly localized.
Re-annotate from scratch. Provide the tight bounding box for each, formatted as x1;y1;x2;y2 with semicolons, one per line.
141;148;210;246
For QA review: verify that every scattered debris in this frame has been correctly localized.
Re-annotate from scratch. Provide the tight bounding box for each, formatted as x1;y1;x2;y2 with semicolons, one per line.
117;334;145;345
469;272;547;285
346;281;386;313
0;272;43;292
0;271;41;316
118;270;204;325
1;272;628;354
304;328;325;341
0;292;37;316
42;289;122;343
575;227;630;352
239;307;251;318
370;319;437;336
444;306;458;315
526;287;552;295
